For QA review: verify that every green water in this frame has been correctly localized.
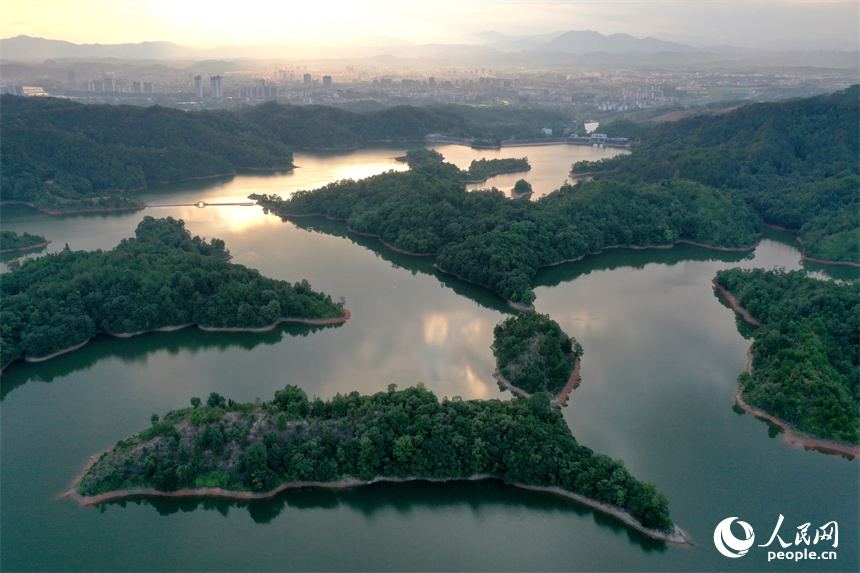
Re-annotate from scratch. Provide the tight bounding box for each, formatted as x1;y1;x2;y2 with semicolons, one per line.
1;145;856;572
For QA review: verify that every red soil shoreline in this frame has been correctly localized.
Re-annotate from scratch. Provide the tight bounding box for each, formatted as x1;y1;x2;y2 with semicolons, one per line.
493;357;582;407
0;240;52;254
65;470;688;544
711;280;765;327
763;225;860;268
2;310;350;374
734;383;859;457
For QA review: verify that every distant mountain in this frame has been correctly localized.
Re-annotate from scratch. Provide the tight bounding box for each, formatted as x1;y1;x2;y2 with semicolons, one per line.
469;30;566;52
534;30;695;54
1;35;197;60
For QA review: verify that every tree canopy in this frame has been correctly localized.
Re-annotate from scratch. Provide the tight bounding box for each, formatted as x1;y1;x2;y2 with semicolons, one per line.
77;384;673;532
0;216;344;366
0;230;48;252
715;268;859;443
257;153;758;305
573;86;859;264
493;313;582;395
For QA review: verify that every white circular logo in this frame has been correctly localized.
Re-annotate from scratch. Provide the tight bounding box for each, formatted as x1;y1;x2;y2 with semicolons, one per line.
714;517;756;558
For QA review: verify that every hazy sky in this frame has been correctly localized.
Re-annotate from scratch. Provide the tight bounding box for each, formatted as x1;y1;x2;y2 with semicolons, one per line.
2;0;857;48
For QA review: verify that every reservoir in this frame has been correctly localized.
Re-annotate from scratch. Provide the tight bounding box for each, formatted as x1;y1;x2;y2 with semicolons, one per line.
1;143;857;571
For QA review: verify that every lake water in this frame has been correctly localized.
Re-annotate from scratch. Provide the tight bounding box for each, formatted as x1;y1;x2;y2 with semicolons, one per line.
1;144;857;572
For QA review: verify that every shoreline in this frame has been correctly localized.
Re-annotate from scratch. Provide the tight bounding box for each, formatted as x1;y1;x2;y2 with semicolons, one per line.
460;166;532;184
3;311;350;374
65;471;687;544
0;240;52;254
0;201;147;216
711;280;765;327
263;207;437;258
493;357;582;407
763;225;859;268
718;298;860;457
430;264;536;312
735;354;859;457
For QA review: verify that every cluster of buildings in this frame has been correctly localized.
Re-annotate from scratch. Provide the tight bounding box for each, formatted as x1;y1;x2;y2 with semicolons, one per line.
1;63;854;117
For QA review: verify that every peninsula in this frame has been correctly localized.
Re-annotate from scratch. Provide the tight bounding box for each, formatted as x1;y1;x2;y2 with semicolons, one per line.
0;216;346;370
71;384;683;542
572;86;858;266
714;268;859;447
255;151;758;307
0;230;51;254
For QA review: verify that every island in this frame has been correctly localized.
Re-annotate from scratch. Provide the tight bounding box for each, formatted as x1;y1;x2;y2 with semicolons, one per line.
714;268;859;452
0;230;51;254
492;313;582;406
396;148;530;183
70;384;686;543
510;179;534;199
0;216;347;370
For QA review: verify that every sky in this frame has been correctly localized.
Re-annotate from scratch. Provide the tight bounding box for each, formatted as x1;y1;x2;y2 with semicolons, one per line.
1;0;857;48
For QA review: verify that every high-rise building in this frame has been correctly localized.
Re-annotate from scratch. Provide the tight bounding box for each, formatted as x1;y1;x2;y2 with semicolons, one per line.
143;82;154;94
323;75;332;90
67;71;76;89
104;77;116;92
194;75;203;98
303;73;311;85
428;77;436;88
132;81;142;94
210;75;222;99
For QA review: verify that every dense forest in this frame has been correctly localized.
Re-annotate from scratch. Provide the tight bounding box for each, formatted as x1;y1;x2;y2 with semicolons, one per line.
715;268;859;443
77;384;674;532
493;313;582;395
257;153;758;305
0;217;344;367
238;101;576;148
0;95;295;212
1;95;572;213
573;86;859;264
0;230;48;252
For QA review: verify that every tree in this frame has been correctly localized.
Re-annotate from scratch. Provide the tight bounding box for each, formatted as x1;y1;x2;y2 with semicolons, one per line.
207;392;226;409
513;179;533;195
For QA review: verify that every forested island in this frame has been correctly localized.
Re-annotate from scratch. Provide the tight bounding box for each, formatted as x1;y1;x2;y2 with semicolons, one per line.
0;217;346;369
1;95;571;214
492;313;582;403
714;268;859;447
255;151;758;307
573;86;859;265
72;384;682;540
395;148;530;182
0;230;50;253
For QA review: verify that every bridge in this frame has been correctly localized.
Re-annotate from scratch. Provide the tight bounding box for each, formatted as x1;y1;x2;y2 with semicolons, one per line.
146;201;256;208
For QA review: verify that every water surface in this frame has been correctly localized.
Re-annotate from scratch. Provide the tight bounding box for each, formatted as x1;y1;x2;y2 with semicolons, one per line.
1;145;856;572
